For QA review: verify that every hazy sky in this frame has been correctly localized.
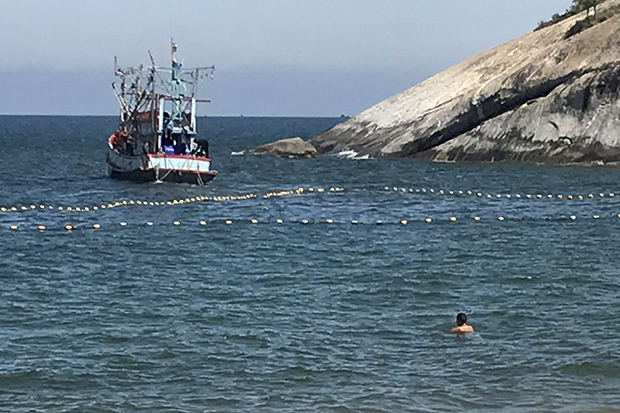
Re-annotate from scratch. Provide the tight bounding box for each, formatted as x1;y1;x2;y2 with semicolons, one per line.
1;0;573;117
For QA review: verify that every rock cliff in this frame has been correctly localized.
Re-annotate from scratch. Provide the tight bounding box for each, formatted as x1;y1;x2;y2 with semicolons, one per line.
311;1;620;164
244;137;318;158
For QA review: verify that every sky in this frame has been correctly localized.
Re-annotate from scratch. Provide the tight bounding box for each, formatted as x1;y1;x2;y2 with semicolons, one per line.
0;0;574;117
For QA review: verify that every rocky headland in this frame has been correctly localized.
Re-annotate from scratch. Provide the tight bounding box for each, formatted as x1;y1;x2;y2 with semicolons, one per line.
252;1;620;164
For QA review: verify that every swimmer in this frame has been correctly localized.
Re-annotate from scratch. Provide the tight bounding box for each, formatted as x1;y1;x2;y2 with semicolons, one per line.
450;312;474;333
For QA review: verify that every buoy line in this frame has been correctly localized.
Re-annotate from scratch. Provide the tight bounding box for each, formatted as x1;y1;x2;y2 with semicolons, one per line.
0;186;347;216
383;186;618;202
7;213;620;232
2;184;617;217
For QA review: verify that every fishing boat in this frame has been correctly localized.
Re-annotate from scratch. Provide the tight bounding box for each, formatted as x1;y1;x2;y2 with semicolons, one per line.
106;41;217;185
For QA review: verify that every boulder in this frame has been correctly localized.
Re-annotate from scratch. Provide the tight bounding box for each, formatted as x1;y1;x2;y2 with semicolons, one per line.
310;1;620;164
245;137;318;158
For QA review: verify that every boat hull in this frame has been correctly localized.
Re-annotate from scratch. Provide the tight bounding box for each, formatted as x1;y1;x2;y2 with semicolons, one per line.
106;145;217;185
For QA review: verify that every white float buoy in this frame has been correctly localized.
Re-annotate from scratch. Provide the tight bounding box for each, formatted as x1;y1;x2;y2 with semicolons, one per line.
172;220;181;226
37;225;45;231
449;216;457;222
400;219;408;226
425;217;432;223
93;223;101;229
10;224;17;230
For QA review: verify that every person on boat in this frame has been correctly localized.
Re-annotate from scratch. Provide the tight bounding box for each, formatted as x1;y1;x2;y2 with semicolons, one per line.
109;130;120;148
450;313;474;333
191;138;209;158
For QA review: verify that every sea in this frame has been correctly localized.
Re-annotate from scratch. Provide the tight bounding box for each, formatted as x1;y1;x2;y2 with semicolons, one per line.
1;115;620;412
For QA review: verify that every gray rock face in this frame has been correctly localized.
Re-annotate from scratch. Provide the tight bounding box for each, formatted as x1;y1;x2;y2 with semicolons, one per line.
311;2;620;164
245;137;318;158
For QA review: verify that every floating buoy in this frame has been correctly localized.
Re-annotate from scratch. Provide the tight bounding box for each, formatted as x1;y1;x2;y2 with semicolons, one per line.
351;220;359;225
425;217;432;223
120;222;127;227
473;216;481;222
93;223;101;229
172;220;181;226
20;206;28;211
0;207;6;212
225;219;233;225
449;216;457;222
376;220;383;225
199;220;207;226
146;221;154;226
276;219;283;224
29;204;36;210
570;216;577;221
64;224;73;231
37;225;45;231
326;218;334;224
400;219;408;226
10;224;17;230
498;216;505;221
250;218;258;225
301;219;309;225
593;215;600;219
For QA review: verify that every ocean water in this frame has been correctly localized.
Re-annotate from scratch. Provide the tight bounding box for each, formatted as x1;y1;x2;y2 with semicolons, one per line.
1;115;620;412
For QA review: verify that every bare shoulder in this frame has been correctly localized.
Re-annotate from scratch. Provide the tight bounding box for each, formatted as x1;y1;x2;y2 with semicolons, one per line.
451;325;474;333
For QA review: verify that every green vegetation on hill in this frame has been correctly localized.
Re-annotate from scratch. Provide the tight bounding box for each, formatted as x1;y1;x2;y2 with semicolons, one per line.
535;0;619;38
536;0;605;31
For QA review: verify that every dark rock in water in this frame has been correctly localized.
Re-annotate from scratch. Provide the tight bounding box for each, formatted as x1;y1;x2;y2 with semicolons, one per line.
245;137;318;158
311;2;620;164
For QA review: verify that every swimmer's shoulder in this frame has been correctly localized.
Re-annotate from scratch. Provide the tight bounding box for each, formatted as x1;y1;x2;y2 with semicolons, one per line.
450;324;474;333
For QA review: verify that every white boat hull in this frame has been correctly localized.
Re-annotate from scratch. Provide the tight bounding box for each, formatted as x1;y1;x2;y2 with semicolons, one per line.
105;145;217;185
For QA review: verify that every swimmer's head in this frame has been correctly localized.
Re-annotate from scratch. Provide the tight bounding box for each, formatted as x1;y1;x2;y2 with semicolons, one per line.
456;313;467;326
